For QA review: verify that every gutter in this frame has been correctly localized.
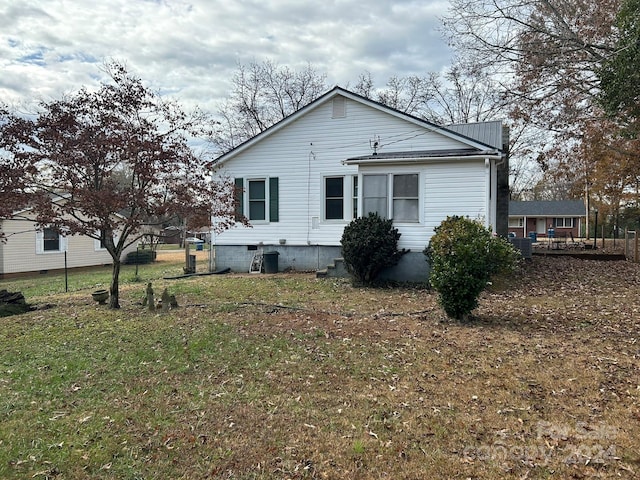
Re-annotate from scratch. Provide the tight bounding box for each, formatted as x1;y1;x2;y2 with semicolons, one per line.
342;153;503;166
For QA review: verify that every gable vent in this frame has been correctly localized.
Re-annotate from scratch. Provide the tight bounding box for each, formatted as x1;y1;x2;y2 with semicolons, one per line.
332;97;346;118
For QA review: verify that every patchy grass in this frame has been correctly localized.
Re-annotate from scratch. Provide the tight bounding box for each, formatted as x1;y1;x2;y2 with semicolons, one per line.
0;256;639;479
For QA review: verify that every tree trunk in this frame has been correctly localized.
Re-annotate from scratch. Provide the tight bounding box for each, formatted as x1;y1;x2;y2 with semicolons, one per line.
109;259;121;309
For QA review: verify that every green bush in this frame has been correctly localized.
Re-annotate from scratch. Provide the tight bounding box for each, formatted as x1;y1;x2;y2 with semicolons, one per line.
125;249;156;265
424;216;519;320
341;212;408;286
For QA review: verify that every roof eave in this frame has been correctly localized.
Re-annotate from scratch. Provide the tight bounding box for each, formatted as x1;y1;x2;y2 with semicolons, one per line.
343;152;502;166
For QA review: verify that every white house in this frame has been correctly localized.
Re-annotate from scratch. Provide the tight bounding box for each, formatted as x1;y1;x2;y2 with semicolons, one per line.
0;208;138;278
212;87;509;281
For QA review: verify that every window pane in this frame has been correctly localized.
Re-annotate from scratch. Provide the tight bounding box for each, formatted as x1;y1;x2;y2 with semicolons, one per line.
363;175;387;218
363;175;387;196
248;180;266;220
248;180;265;200
393;174;418;197
326;177;343;198
249;201;265;220
44;228;60;251
325;177;344;220
326;199;343;219
393;199;419;222
392;174;418;222
363;198;387;218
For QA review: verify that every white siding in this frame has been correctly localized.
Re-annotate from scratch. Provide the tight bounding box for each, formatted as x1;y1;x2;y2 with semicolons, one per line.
0;217;137;275
423;160;488;239
216;96;476;248
357;160;488;250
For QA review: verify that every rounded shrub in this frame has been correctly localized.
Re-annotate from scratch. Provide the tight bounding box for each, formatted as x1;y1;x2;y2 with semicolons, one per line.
424;216;520;320
341;212;408;286
124;249;156;265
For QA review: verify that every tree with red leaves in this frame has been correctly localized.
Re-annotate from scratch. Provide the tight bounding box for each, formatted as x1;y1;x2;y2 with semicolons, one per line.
0;62;237;308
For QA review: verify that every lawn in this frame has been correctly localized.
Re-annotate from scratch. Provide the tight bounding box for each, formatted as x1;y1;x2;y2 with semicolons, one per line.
0;253;639;479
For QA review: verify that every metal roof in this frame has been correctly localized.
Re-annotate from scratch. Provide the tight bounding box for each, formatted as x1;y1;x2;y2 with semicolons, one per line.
509;200;586;216
446;121;505;150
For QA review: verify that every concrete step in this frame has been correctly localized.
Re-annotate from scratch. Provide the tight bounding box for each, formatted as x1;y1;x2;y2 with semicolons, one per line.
316;257;348;278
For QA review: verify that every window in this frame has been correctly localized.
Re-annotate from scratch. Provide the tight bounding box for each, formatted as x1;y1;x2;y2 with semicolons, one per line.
234;177;279;222
392;174;419;222
322;175;358;221
362;173;419;222
325;177;344;220
332;97;346;118
36;227;67;254
509;217;524;228
352;176;358;219
248;179;266;220
43;227;60;251
554;217;574;228
363;174;388;218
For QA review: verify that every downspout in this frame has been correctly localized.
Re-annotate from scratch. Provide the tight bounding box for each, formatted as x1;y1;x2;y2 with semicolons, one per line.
485;158;491;230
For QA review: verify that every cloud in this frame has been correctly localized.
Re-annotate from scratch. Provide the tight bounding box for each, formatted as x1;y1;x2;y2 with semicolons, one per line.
1;0;454;112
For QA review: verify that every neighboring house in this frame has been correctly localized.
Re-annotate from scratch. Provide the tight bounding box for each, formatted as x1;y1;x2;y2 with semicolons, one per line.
0;208;138;278
509;200;586;239
212;87;510;281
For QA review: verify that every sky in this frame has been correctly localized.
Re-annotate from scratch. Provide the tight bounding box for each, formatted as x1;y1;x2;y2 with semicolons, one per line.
1;0;454;114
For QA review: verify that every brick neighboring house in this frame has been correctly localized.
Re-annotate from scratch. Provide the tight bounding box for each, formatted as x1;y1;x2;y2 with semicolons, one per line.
509;200;586;239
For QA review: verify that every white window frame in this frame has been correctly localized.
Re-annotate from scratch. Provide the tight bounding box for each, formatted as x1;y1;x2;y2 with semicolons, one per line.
322;175;358;222
554;217;574;228
324;176;345;221
94;231;119;251
247;178;268;222
362;173;420;223
391;173;419;223
509;217;524;228
36;227;68;254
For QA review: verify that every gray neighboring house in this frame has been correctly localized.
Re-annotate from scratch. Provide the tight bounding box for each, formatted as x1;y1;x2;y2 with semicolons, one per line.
509;200;587;239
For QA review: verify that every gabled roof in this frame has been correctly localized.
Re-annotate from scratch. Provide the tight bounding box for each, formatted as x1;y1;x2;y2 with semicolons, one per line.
214;86;503;165
509;200;586;217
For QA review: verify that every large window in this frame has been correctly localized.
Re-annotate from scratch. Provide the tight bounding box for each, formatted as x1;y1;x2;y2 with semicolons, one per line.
363;173;419;222
509;217;524;228
325;177;344;220
554;217;574;228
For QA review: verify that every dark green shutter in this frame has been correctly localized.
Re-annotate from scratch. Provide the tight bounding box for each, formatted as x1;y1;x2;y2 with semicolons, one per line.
269;177;279;222
234;178;244;220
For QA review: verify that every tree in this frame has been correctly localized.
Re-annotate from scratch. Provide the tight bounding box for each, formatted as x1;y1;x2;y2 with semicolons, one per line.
442;0;640;212
353;62;507;125
425;216;519;321
353;63;542;198
0;61;237;308
0;144;35;241
211;60;327;153
443;0;618;132
599;0;640;136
